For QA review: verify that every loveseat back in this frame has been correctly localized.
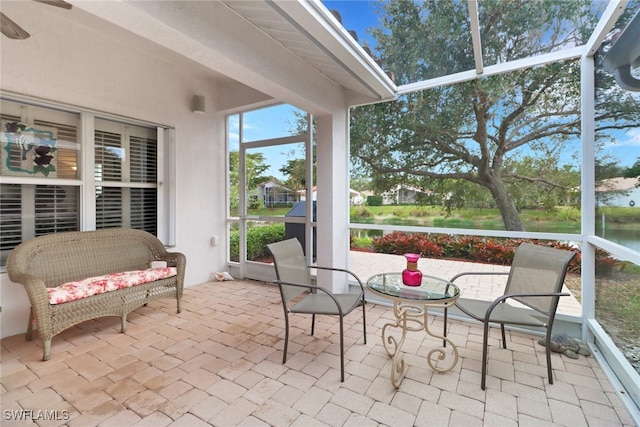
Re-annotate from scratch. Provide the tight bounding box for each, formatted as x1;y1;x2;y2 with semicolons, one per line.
7;229;170;288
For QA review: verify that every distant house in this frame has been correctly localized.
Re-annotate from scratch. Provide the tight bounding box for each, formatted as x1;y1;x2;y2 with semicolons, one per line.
298;185;317;202
256;180;300;207
595;177;640;207
298;186;364;205
350;189;364;205
382;184;432;205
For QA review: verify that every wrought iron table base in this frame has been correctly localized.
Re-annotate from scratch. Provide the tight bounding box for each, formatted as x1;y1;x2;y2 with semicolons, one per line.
381;299;459;388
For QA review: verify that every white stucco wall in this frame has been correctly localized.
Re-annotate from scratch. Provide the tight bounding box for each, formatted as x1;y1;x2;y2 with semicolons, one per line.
0;4;228;338
0;0;363;340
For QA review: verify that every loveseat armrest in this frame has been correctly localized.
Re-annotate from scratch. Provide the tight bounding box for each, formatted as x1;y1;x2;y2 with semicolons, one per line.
5;271;51;340
157;251;186;297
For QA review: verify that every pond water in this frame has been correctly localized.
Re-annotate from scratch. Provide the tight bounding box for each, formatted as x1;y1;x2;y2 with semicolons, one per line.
597;227;640;252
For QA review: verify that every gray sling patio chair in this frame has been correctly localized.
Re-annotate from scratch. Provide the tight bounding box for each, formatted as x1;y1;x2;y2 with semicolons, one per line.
443;242;576;390
267;238;366;382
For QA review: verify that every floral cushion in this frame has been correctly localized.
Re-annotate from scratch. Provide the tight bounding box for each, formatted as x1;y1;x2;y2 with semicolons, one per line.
47;267;177;305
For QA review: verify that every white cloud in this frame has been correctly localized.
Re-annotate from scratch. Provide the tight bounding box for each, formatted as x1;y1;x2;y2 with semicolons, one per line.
618;128;640;147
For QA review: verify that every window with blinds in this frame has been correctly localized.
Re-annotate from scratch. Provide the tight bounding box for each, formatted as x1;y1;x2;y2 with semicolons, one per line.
94;120;157;234
1;99;166;268
34;185;79;236
0;184;22;266
131;188;157;234
0;101;81;266
95;130;123;182
96;186;123;229
130;135;157;183
33;118;79;180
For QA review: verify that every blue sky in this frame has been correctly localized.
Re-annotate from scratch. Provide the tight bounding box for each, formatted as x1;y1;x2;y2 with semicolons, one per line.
228;105;307;181
604;128;640;168
323;0;379;50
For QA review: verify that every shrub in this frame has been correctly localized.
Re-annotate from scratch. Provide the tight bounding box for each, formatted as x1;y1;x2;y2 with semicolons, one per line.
370;231;622;275
371;231;442;258
366;195;383;206
471;240;516;265
350;206;372;219
594;247;620;275
391;208;409;218
350;235;374;252
556;207;581;222
229;223;285;262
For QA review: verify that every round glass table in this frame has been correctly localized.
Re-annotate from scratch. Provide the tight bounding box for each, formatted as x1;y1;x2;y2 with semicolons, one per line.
367;272;460;388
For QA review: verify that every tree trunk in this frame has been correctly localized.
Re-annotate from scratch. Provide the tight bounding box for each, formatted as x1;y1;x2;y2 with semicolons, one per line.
484;176;525;231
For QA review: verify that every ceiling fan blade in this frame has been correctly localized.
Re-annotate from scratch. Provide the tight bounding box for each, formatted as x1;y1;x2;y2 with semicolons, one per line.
33;0;72;9
1;12;30;40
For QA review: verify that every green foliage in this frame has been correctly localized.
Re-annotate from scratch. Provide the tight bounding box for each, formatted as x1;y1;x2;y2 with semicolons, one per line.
382;217;419;226
596;207;640;224
369;231;618;275
229;151;270;213
370;231;443;258
350;206;372;219
366;195;383;206
391;208;409;218
407;207;433;217
432;218;475;228
350;235;374;252
595;268;640;352
279;158;314;192
349;204;588;232
595;158;626;180
623;157;640;178
555;207;581;222
229;223;285;262
248;197;263;210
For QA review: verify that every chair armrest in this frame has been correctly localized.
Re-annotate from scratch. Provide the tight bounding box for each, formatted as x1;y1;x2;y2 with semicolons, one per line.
450;271;509;283
484;291;570;322
309;266;366;293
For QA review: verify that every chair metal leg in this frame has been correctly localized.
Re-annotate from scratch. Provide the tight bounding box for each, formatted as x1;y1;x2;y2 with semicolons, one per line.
282;311;290;364
362;299;367;345
311;313;316;336
481;321;490;390
501;324;507;349
340;316;345;382
545;331;554;384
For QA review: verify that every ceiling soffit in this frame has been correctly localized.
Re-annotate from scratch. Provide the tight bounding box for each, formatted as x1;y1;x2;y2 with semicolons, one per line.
221;0;396;104
63;0;395;111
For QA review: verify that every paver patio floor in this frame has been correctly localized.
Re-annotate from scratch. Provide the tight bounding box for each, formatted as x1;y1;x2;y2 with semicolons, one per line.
1;277;634;426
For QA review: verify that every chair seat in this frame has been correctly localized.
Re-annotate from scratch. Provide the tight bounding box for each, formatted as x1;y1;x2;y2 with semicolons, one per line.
456;298;546;327
291;293;362;316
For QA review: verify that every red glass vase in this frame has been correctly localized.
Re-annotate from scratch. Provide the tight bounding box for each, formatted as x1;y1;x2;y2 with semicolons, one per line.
402;253;422;286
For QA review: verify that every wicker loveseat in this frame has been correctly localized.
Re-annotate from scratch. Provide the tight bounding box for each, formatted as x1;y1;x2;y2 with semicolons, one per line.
6;228;186;360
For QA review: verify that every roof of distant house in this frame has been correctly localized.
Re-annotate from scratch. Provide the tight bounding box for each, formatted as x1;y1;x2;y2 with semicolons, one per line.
595;177;640;192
